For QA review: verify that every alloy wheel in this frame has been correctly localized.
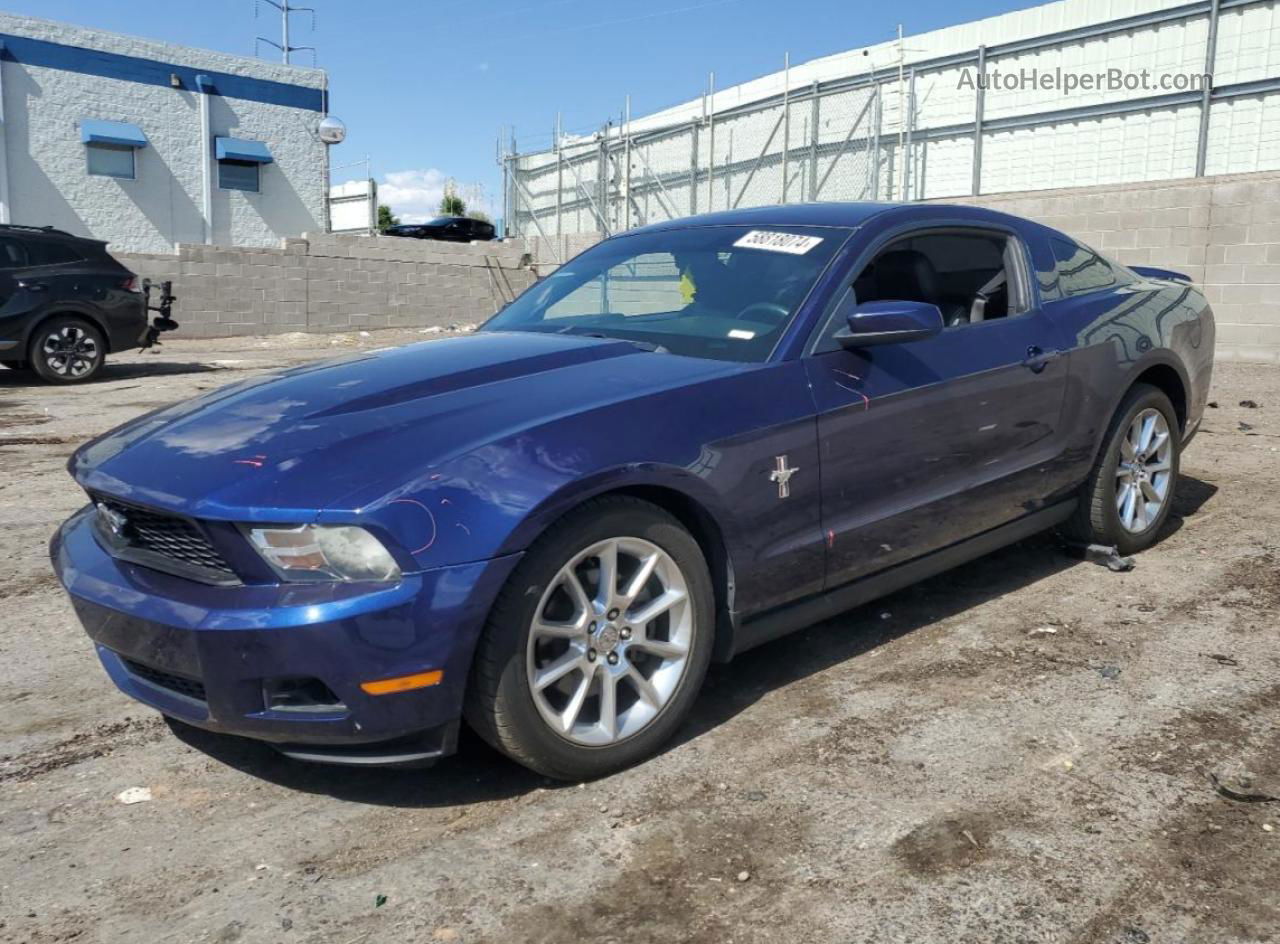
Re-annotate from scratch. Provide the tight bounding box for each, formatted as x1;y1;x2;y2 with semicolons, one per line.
41;324;100;378
1115;407;1173;533
525;536;693;746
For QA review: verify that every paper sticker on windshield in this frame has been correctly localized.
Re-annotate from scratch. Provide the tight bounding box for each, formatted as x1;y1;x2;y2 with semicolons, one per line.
733;230;824;255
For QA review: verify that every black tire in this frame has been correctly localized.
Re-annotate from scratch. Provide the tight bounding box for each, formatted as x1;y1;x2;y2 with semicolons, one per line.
465;496;714;780
28;316;106;384
1062;383;1180;555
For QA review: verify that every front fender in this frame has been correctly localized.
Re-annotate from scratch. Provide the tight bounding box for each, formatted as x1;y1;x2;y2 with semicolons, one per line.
498;462;735;557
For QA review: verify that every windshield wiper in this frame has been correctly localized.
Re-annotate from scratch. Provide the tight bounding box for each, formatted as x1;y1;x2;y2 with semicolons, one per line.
575;330;668;353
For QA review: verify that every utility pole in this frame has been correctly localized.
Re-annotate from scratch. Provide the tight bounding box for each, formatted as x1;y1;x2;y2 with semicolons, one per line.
255;0;315;65
896;24;905;169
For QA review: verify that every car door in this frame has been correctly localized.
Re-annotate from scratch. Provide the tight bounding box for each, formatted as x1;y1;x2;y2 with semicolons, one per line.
0;236;50;351
0;236;28;308
803;224;1073;590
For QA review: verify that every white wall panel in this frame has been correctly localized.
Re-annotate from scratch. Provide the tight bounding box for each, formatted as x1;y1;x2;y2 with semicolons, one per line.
1204;93;1280;175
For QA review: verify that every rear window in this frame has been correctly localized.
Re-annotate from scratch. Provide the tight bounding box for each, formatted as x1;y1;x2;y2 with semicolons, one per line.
25;240;83;266
1052;238;1117;296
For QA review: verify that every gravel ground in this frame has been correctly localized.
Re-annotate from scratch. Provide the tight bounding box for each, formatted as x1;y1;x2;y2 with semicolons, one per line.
1;331;1277;944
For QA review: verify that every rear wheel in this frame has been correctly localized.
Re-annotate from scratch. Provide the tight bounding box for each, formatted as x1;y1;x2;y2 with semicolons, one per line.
29;316;106;384
465;497;714;780
1063;383;1180;554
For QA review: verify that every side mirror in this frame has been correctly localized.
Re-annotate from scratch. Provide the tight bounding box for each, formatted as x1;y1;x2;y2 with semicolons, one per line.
833;296;944;349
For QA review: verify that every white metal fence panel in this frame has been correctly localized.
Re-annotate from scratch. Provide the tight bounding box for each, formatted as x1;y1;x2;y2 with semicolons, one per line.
503;0;1280;238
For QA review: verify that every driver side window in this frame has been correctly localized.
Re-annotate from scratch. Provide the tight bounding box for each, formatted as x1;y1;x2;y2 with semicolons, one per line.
814;228;1028;353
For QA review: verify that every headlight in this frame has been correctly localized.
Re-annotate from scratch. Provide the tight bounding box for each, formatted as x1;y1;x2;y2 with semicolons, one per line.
245;525;401;582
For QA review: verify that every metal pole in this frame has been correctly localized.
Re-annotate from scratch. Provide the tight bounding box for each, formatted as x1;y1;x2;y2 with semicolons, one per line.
781;52;790;203
1195;0;1221;177
896;24;905;164
365;154;373;237
706;71;715;212
623;96;632;231
499;129;510;238
689;119;699;215
972;45;986;196
504;126;514;235
598;126;609;235
904;69;916;200
282;0;290;64
555;114;563;238
872;85;882;201
808;80;819;201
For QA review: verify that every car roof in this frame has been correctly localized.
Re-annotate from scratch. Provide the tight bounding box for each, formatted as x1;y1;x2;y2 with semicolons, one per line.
623;201;1034;236
0;223;107;248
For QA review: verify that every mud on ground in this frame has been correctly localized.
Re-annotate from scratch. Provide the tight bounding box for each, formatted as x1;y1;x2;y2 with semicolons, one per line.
1;332;1277;944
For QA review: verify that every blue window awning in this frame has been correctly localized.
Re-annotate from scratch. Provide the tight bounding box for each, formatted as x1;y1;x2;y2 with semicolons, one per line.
80;119;148;148
215;136;274;164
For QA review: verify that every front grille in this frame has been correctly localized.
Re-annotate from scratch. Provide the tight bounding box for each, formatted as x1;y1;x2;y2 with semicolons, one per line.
123;659;207;702
93;496;239;584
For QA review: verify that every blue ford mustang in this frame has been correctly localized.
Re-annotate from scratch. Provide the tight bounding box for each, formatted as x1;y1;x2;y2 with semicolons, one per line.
51;203;1214;779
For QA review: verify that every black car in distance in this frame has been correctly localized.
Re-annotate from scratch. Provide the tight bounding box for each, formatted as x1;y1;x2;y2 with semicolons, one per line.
384;216;496;243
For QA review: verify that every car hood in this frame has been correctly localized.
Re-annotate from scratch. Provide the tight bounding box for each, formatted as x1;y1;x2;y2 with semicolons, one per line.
71;331;746;519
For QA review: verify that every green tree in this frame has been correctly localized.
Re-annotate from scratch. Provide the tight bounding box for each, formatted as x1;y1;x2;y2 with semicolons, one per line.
377;204;399;232
439;179;466;217
467;209;491;223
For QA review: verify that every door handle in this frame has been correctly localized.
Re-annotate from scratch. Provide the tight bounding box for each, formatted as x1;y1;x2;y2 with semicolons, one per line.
19;281;47;293
1022;345;1062;373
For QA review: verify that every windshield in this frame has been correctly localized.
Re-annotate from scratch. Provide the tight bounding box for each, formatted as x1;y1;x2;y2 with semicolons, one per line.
481;225;849;362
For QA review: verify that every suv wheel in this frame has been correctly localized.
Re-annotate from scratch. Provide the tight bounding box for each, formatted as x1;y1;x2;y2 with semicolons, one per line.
30;317;106;384
465;497;714;780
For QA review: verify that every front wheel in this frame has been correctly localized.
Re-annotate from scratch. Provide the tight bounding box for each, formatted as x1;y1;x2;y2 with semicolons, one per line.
1063;383;1181;554
465;497;714;780
29;316;106;384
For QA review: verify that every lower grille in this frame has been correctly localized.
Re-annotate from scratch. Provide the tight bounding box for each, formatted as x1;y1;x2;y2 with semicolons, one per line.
92;496;239;585
123;658;207;702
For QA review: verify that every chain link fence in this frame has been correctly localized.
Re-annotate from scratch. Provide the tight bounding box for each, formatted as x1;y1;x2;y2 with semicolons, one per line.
508;82;886;241
503;0;1280;240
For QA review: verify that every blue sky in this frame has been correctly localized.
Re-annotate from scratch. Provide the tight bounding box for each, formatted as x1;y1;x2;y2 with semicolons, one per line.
8;0;1037;220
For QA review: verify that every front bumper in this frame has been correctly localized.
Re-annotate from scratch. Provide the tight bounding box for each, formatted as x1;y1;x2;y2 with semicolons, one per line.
51;505;521;765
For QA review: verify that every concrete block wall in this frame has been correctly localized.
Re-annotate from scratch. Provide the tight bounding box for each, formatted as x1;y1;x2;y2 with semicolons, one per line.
118;236;538;339
115;171;1280;361
944;169;1280;362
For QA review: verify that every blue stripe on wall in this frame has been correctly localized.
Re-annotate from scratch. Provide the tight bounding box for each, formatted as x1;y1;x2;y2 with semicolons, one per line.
0;33;325;112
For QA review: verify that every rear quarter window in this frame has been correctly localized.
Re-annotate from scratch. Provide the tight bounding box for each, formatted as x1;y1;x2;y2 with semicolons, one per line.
1051;238;1117;296
25;240;83;266
0;237;28;269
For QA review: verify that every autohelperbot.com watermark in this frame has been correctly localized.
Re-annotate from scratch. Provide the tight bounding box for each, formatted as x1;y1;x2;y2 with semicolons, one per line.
957;66;1210;95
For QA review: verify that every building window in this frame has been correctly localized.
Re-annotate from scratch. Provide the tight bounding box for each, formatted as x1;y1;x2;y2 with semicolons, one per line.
80;119;147;180
87;142;136;179
218;159;261;193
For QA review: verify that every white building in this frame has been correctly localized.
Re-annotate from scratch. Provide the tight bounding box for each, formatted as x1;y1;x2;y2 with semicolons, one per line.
0;13;330;253
509;0;1280;235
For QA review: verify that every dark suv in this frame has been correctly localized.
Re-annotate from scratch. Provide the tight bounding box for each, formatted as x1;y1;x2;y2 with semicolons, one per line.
384;216;496;243
0;225;155;384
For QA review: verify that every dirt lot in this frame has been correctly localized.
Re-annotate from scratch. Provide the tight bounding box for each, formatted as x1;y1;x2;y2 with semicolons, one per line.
1;330;1277;944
